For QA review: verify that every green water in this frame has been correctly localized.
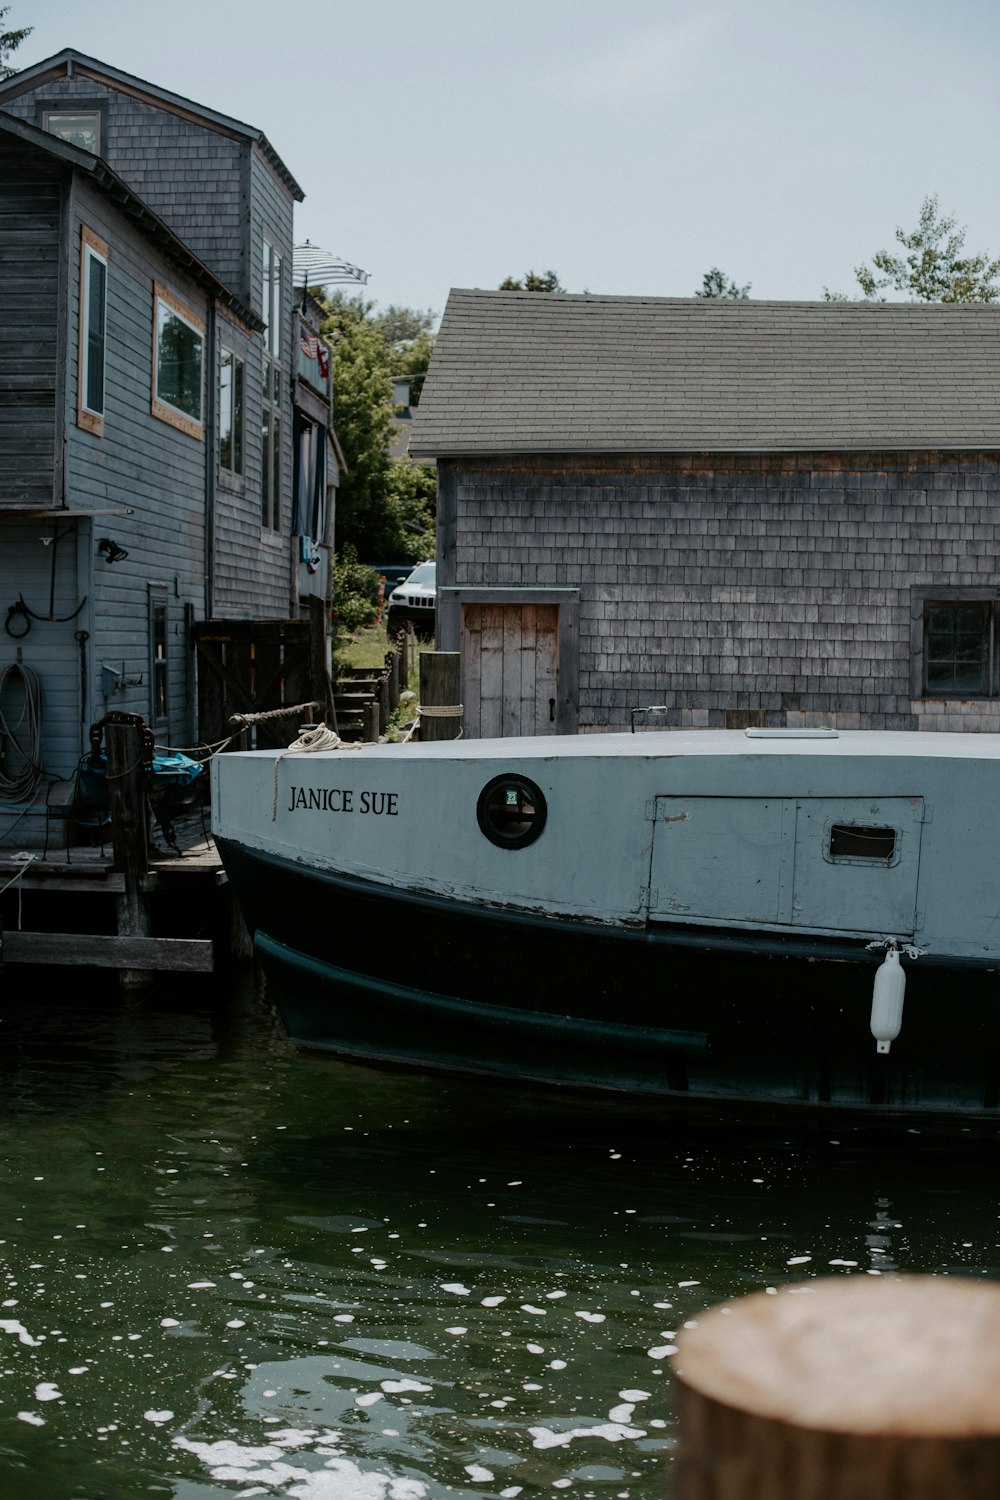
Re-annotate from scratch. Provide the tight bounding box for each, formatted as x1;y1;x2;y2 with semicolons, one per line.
0;970;999;1499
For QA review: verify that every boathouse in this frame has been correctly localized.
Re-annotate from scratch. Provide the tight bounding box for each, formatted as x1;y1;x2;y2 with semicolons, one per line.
411;290;1000;736
0;52;344;846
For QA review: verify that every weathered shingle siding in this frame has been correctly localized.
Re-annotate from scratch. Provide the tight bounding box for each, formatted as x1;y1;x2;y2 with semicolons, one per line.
0;137;62;506
444;453;1000;733
3;76;248;297
211;306;289;618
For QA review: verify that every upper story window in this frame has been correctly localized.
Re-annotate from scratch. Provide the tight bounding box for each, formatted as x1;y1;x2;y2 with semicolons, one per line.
219;349;244;476
151;282;204;440
77;226;108;436
43;109;101;154
261;239;283;530
262;239;282;358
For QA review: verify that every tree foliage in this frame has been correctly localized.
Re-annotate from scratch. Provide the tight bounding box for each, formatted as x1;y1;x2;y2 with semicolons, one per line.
0;5;31;80
317;292;437;561
499;269;564;292
852;195;1000;304
695;267;751;299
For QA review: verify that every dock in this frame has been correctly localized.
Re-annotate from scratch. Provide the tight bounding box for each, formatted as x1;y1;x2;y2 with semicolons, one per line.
0;716;233;978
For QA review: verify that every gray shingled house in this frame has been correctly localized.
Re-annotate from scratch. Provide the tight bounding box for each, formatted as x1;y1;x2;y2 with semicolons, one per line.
411;289;1000;736
0;52;344;846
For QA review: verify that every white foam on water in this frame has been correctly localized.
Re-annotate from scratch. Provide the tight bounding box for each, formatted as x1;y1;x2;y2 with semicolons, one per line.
520;1305;546;1316
444;1327;467;1335
35;1383;61;1402
440;1283;471;1296
0;1320;41;1347
481;1296;505;1307
380;1379;431;1394
187;1282;217;1290
174;1436;427;1497
620;1389;650;1401
17;1411;45;1426
144;1410;174;1425
647;1345;678;1359
356;1393;382;1407
465;1464;494;1481
575;1311;605;1323
529;1422;646;1449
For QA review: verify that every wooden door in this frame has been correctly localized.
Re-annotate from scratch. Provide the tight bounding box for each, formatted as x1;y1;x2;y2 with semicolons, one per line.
462;603;559;737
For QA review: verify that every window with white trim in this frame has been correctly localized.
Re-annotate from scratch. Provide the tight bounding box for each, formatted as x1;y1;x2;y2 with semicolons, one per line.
78;226;108;435
44;110;101;154
261;240;282;529
219;349;244;475
152;283;204;439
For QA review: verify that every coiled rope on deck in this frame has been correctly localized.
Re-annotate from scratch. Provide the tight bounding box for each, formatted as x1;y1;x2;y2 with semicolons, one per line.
269;723;360;821
0;663;44;804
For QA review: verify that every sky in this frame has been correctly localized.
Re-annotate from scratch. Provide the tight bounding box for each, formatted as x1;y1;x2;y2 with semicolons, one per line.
12;0;1000;322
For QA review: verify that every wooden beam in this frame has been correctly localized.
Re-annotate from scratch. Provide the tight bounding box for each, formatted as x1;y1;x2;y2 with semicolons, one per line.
2;932;214;971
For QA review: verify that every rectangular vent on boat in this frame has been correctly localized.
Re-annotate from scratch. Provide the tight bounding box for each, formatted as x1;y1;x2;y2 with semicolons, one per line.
829;824;896;862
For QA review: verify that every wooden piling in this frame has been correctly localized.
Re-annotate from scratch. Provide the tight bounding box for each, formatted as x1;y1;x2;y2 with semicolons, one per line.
363;700;379;742
419;652;462;741
674;1276;1000;1499
105;719;152;990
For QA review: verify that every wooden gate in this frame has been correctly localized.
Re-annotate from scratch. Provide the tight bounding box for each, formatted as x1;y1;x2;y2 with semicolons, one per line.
461;603;559;737
193;610;330;750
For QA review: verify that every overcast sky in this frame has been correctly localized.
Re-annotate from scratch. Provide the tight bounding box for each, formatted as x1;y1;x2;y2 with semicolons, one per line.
15;0;1000;320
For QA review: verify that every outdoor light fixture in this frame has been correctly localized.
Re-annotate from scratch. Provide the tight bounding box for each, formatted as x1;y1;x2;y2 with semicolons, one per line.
98;537;128;564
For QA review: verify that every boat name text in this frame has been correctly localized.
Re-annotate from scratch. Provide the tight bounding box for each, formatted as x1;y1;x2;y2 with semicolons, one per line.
286;786;398;816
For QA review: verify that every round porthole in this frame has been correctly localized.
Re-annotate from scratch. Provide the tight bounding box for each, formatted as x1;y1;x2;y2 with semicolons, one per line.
477;774;547;850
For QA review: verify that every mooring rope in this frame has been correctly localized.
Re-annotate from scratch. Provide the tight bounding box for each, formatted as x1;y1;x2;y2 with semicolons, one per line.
230;701;320;730
0;852;36;930
270;723;360;821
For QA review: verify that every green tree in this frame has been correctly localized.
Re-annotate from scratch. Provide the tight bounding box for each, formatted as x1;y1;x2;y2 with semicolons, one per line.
318;292;436;560
852;195;1000;303
0;5;31;79
695;267;751;299
499;269;564;291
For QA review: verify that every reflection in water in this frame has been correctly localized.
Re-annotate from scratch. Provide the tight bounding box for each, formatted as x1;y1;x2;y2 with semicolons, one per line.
0;969;998;1498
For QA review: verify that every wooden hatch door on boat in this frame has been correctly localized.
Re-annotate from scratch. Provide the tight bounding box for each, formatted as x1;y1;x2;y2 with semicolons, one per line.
461;603;559;737
646;796;924;937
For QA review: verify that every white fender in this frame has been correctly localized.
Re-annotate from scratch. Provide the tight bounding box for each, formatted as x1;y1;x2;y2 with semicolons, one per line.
870;947;906;1055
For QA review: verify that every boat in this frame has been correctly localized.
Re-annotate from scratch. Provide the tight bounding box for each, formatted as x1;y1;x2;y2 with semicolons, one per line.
211;727;1000;1116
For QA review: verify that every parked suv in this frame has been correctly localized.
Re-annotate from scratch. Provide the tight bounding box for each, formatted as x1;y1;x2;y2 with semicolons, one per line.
386;561;436;638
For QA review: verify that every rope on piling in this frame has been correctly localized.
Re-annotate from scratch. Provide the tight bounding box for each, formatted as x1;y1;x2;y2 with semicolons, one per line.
229;701;320;728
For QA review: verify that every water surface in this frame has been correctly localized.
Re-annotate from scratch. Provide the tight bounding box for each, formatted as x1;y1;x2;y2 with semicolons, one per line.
0;970;998;1498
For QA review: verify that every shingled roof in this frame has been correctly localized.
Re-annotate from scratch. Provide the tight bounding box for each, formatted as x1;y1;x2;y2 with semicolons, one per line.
409;289;1000;456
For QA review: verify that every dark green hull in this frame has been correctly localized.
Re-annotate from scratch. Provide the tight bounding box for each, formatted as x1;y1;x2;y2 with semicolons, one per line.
217;836;1000;1115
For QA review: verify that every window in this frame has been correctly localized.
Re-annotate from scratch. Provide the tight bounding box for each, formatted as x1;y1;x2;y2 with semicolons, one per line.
477;775;548;849
152;283;204;439
924;602;991;696
219;349;244;475
261;240;283;529
829;824;897;863
149;587;169;726
43;110;101;154
77;227;108;435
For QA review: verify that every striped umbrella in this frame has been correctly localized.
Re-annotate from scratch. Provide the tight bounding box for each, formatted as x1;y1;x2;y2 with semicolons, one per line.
293;241;369;288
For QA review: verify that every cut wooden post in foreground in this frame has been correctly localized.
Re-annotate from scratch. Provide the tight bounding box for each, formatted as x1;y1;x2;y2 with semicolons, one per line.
675;1276;1000;1499
105;719;152;990
419;652;462;741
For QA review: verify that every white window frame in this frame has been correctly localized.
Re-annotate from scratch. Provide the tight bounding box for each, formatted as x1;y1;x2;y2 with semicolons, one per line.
219;347;244;477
